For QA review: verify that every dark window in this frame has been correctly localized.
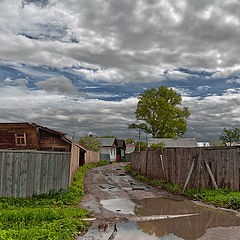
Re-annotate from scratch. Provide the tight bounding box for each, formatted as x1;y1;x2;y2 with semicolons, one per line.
15;133;26;145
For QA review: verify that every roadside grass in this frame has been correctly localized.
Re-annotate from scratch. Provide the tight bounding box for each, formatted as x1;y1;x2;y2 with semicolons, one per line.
0;160;109;240
125;164;240;211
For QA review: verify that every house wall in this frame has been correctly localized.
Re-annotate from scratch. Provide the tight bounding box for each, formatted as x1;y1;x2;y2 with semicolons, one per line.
0;150;71;198
39;130;71;152
101;147;116;161
0;123;38;150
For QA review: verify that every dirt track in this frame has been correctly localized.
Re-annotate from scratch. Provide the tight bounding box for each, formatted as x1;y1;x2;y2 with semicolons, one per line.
79;163;240;240
80;162;181;227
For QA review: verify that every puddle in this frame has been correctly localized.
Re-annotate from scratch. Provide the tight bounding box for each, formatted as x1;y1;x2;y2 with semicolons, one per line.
100;198;135;214
82;197;240;240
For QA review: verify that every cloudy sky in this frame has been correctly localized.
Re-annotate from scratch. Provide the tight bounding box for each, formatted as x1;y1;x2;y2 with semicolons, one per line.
0;0;240;141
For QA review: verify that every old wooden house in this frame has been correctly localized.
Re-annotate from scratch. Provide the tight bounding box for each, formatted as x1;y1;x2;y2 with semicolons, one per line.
0;122;86;169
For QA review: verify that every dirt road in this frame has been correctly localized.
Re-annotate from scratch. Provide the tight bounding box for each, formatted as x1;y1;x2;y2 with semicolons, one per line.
79;163;240;240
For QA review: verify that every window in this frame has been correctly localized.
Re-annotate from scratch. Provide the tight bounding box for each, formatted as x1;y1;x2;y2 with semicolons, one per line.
15;133;26;145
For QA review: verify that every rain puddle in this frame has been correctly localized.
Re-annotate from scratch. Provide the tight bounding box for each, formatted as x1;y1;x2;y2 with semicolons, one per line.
80;197;240;240
100;198;135;214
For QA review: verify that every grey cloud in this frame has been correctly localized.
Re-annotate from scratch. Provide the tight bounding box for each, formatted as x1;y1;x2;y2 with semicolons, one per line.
0;0;240;82
36;75;79;95
0;85;137;138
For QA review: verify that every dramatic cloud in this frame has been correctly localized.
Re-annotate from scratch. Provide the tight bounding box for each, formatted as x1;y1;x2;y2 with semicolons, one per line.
0;0;240;140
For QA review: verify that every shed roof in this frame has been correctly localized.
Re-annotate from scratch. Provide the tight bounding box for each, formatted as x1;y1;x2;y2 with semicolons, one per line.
148;138;198;148
99;138;117;147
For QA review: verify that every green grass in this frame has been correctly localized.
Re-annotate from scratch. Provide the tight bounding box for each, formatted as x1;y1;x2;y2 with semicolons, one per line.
0;160;109;240
126;164;240;211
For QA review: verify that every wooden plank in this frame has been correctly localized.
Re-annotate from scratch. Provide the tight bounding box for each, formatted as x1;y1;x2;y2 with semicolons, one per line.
183;155;196;192
40;153;48;194
0;152;5;197
5;152;14;197
26;152;35;197
34;153;42;195
234;148;240;190
47;153;55;193
204;159;218;189
229;148;234;190
12;152;20;198
19;152;28;198
196;148;201;189
61;154;70;190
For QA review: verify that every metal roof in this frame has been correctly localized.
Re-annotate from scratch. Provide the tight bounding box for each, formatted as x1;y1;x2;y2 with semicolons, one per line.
148;138;198;148
99;138;117;147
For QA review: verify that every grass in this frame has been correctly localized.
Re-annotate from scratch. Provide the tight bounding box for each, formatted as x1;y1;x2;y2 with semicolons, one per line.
125;164;240;211
0;160;109;240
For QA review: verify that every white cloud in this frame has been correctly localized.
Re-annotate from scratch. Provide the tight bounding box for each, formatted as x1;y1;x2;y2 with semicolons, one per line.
183;89;240;140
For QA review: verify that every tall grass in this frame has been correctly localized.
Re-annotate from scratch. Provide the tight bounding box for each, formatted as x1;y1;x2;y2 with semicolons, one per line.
0;160;109;240
125;164;240;211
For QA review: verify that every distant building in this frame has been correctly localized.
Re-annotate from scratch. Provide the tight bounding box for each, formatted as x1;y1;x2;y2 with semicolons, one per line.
99;138;118;162
148;138;198;148
197;142;210;147
116;139;126;161
126;143;136;154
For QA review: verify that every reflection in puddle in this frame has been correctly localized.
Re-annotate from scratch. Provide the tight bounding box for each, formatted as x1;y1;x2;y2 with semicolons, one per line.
133;197;240;240
100;198;135;214
80;222;183;240
82;197;240;240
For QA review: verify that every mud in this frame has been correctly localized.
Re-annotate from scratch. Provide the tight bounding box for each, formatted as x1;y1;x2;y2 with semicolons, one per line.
78;163;240;240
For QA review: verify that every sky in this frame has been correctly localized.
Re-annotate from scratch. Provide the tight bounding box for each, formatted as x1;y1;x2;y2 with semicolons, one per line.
0;0;240;141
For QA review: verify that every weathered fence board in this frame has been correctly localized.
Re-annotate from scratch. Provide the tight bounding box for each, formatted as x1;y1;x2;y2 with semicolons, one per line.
0;150;71;198
131;147;240;191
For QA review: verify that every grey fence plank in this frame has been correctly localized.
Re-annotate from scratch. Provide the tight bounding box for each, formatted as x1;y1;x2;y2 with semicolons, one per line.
0;151;71;198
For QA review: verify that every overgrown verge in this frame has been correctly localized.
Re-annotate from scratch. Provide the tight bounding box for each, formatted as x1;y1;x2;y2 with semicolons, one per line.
0;160;109;240
126;164;240;211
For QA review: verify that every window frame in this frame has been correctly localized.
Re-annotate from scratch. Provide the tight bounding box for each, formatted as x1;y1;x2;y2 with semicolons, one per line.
15;133;27;146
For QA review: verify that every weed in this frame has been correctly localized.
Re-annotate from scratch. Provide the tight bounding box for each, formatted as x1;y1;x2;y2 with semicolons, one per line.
0;160;109;239
126;164;240;211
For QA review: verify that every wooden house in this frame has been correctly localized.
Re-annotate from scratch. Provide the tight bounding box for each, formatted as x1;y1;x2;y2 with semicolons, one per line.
99;138;118;162
0;122;86;167
116;139;126;161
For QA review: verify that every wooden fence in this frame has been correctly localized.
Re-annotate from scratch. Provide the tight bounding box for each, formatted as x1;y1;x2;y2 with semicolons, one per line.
85;150;100;164
0;150;71;198
131;147;240;191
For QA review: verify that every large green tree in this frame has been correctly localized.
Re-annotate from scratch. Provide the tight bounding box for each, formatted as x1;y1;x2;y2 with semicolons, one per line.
130;86;190;138
219;127;240;146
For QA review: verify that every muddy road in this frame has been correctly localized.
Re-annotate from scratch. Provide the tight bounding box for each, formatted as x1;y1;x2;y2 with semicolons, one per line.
78;163;240;240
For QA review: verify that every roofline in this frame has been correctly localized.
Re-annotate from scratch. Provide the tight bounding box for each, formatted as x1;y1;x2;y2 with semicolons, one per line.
0;122;67;135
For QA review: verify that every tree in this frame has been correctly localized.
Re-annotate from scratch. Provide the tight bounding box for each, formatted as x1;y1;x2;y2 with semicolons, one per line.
135;141;148;152
125;138;135;144
209;140;225;147
79;136;102;152
129;86;190;138
219;127;240;146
